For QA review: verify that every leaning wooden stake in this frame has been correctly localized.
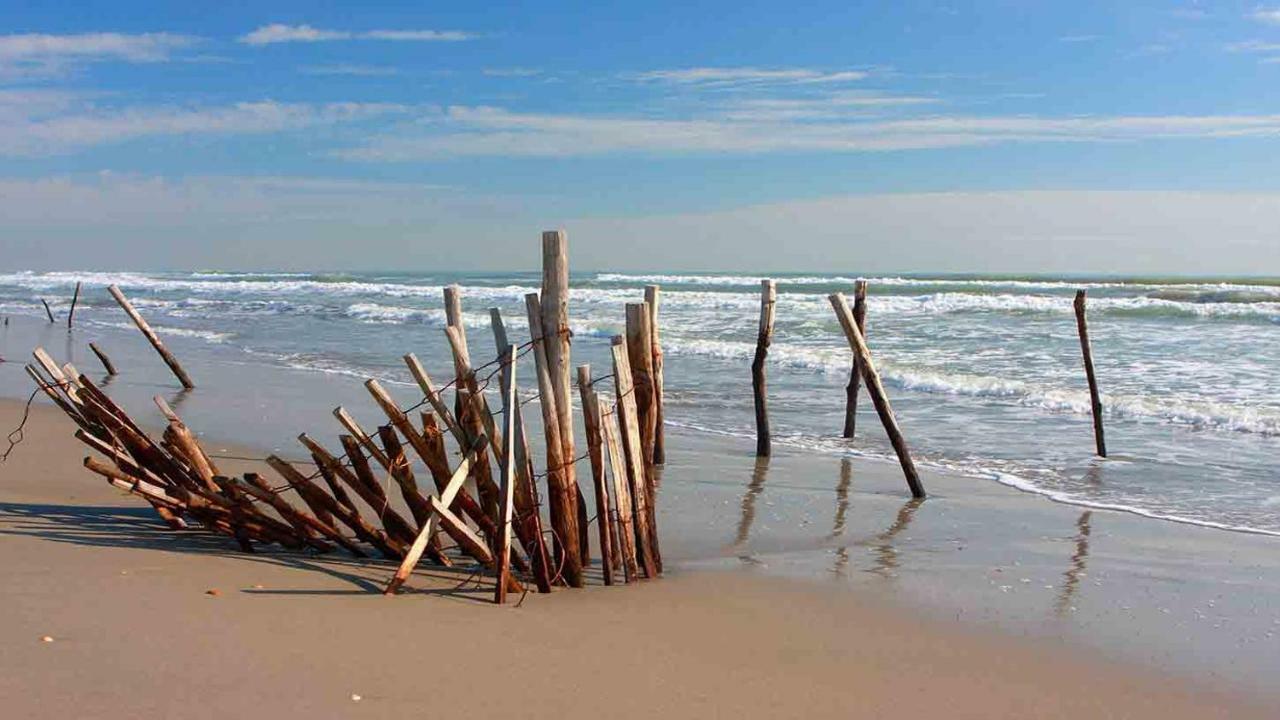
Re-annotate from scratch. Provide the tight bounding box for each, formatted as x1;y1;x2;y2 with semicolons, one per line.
40;299;56;323
107;284;194;389
494;347;518;603
644;285;666;465
525;291;585;587
612;337;660;578
88;342;117;375
67;282;81;329
753;280;777;457
600;400;639;582
578;365;615;586
842;280;868;438
625;303;659;473
829;292;925;498
540;231;582;543
1074;290;1107;457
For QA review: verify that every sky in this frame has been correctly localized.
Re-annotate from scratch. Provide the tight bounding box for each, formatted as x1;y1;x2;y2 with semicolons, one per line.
1;1;1279;274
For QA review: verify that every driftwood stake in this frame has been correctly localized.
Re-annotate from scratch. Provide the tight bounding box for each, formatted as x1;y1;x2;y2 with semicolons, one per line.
644;285;666;465
843;280;868;438
88;342;117;375
1074;290;1107;457
599;400;639;582
40;299;56;323
625;303;658;473
494;347;518;603
107;284;194;389
540;232;583;550
578;364;615;585
67;282;81;329
753;280;777;457
829;292;925;498
611;337;660;577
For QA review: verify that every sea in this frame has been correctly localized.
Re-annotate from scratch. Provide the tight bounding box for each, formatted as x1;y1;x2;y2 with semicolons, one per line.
1;269;1277;537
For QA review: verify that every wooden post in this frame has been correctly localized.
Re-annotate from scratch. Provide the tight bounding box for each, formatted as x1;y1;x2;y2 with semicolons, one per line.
67;282;81;329
494;347;518;603
525;291;584;587
842;280;868;439
443;284;468;418
40;299;56;323
644;285;666;465
611;337;660;578
540;231;581;532
88;342;117;376
599;400;639;582
625;303;658;473
1074;290;1107;457
490;308;554;593
578;365;615;585
107;284;195;389
753;280;777;457
828;293;925;498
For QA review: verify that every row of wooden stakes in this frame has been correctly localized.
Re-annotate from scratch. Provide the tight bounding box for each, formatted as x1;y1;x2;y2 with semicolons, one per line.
25;231;670;603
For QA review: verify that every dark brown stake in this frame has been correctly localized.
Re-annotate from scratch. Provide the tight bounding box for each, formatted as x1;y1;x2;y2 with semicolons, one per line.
1074;290;1107;457
842;280;868;438
67;282;81;329
753;280;777;457
88;342;117;375
40;299;56;323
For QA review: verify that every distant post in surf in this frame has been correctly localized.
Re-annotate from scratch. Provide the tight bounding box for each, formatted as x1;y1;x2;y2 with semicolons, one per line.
842;280;868;438
1073;290;1107;457
753;279;777;457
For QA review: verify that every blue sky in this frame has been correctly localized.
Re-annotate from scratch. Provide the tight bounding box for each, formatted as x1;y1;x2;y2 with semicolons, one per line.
1;2;1279;272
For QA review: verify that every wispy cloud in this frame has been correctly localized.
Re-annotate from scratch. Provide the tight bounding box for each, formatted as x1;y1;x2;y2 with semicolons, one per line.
0;31;198;77
634;67;869;87
0;99;408;157
239;23;475;45
1226;39;1280;53
335;106;1280;161
1058;35;1099;43
483;67;543;77
1251;8;1280;24
300;64;400;77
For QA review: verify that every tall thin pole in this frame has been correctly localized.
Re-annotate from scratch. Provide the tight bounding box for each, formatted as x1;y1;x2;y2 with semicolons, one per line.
67;282;81;329
1074;290;1107;457
107;284;195;389
842;280;868;438
753;280;776;457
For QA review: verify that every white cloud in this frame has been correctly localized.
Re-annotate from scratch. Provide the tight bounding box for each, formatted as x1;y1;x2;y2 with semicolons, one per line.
300;64;400;76
239;23;475;45
1226;39;1280;53
0;100;408;156
1251;8;1280;24
483;67;543;77
634;67;869;87
0;31;197;77
1058;35;1099;43
336;105;1280;161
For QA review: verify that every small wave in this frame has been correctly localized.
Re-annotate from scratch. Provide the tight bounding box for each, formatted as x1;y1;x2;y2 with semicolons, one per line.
92;320;231;343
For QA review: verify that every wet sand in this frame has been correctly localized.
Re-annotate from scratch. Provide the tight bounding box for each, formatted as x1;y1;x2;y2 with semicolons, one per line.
0;399;1274;718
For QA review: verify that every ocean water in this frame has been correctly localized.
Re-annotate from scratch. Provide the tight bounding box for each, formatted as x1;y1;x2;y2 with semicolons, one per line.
1;269;1278;536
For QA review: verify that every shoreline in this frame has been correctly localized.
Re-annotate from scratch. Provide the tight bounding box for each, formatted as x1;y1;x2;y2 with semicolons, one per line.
1;398;1277;715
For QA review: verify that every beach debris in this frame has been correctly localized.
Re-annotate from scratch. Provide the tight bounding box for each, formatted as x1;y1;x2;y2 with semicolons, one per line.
644;285;666;465
40;635;54;643
40;298;56;323
107;284;195;389
843;280;869;438
67;281;81;330
88;343;117;376
350;694;362;702
829;292;926;499
1074;290;1107;457
35;231;665;606
752;280;776;457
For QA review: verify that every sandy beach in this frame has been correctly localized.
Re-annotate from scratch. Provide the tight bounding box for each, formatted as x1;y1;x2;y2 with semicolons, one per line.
1;398;1274;718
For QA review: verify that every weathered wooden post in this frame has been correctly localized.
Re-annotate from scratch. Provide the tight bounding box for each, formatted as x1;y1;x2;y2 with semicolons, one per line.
600;399;639;582
828;292;925;498
40;299;55;323
753;280;777;457
644;284;666;465
107;284;194;389
540;230;579;520
1074;290;1106;457
88;342;117;376
525;291;585;587
67;282;81;329
611;337;660;577
494;346;518;603
578;364;615;585
443;284;467;418
625;302;658;471
842;280;868;438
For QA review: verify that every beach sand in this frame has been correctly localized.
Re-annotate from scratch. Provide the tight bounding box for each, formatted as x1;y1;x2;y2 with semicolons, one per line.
0;399;1273;718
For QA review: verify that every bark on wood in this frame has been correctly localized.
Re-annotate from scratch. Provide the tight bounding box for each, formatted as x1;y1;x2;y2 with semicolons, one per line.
525;291;584;587
267;455;403;559
828;292;925;498
494;347;518;603
611;338;660;578
1074;290;1107;457
644;285;666;465
332;406;389;467
578;365;615;586
107;284;195;389
600;400;639;582
753;280;776;457
843;280;868;439
625;303;658;478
